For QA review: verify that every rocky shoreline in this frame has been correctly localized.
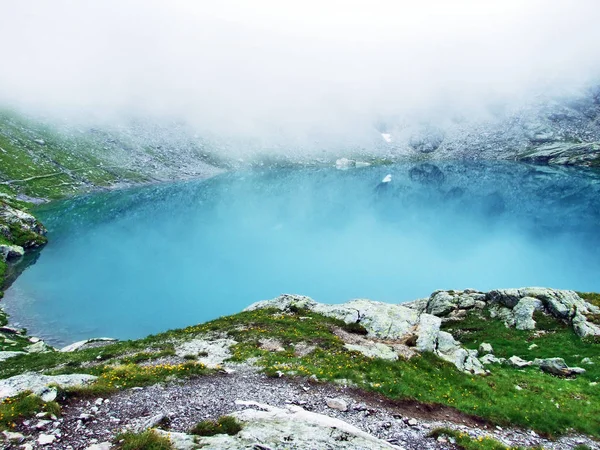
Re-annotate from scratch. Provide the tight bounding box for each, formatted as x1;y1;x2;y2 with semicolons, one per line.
0;287;597;449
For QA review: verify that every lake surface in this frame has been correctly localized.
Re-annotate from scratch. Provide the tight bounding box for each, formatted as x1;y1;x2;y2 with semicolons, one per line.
3;162;600;345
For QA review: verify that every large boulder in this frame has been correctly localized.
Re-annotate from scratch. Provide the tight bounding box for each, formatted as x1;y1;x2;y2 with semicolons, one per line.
537;357;586;377
0;202;47;248
247;294;483;373
187;401;403;450
513;297;543;330
0;373;97;400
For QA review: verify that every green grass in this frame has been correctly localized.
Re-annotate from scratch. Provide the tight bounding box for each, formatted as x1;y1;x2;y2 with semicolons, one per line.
191;416;242;436
115;430;174;450
182;307;600;438
0;392;60;430
441;310;600;372
428;427;539;450
0;302;599;438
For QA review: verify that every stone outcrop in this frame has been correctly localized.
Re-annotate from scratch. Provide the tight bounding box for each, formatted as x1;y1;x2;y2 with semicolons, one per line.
407;287;600;339
246;294;485;374
0;373;97;400
518;142;600;166
182;400;404;450
0;202;47;248
534;357;586;377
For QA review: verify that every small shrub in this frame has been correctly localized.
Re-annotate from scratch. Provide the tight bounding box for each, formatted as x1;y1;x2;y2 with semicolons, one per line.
183;354;197;360
191;415;242;436
342;321;368;335
115;429;174;450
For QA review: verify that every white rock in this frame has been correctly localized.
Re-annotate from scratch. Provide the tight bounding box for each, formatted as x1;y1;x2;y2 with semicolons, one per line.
0;351;26;361
335;158;356;170
40;387;57;402
513;297;543;330
478;343;493;355
60;338;117;353
344;342;398;361
85;442;113;450
190;401;403;449
3;430;24;443
0;373;97;400
25;341;52;353
508;356;532;368
326;398;348;412
37;434;56;445
175;337;237;368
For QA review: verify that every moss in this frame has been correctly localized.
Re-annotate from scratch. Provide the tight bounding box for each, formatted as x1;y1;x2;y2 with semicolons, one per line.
191;416;242;436
115;429;174;450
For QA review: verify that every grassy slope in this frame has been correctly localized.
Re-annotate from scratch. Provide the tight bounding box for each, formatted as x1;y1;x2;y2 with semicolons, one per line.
1;307;598;439
0;109;150;200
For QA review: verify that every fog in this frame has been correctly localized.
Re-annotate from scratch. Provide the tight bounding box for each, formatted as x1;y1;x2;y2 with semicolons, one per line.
1;0;600;147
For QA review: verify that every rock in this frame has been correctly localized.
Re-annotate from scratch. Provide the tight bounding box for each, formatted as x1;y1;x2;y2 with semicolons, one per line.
0;244;24;261
85;443;112;450
513;297;543;330
478;343;493;355
409;128;444;153
519;142;600;166
581;357;594;365
0;373;97;400
335;158;356;170
0;203;47;248
326;398;348;412
154;430;201;450
192;401;402;449
34;139;46;145
259;338;285;352
37;434;56;445
480;354;505;365
528;344;538;350
508;356;532;368
344;343;398;361
436;332;485;374
415;314;441;352
405;418;418;427
134;413;167;432
0;351;26;361
40;387;57;402
3;431;24;443
60;338;118;352
538;357;586;376
175;336;237;368
426;291;456;316
25;341;52;353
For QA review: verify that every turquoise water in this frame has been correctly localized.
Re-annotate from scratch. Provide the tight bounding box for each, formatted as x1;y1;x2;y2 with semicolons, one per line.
4;162;600;345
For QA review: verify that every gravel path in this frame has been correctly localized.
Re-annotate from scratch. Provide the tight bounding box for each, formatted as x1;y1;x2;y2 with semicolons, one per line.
8;363;598;450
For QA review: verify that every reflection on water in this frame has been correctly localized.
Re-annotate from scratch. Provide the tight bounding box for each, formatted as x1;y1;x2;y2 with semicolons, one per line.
3;162;600;345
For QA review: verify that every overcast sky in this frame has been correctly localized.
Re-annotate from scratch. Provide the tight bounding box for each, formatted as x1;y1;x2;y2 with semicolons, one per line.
1;0;599;141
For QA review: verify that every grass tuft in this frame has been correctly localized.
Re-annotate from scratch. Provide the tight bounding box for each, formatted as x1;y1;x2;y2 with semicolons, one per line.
115;429;174;450
191;415;242;436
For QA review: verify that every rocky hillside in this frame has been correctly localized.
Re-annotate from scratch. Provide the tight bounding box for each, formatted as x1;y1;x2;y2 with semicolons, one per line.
0;287;598;449
2;86;600;202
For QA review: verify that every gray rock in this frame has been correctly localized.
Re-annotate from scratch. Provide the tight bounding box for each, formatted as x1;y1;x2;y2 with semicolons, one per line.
581;357;594;365
478;343;493;355
134;413;167;432
25;340;52;353
60;338;118;352
538;357;586;376
480;354;505;365
426;291;456;316
2;431;24;443
326;398;348;412
0;244;24;261
519;142;600;166
37;434;56;445
508;356;532;368
415;314;441;352
190;401;402;449
0;351;26;361
513;297;543;330
85;443;112;450
0;373;97;400
344;343;398;361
